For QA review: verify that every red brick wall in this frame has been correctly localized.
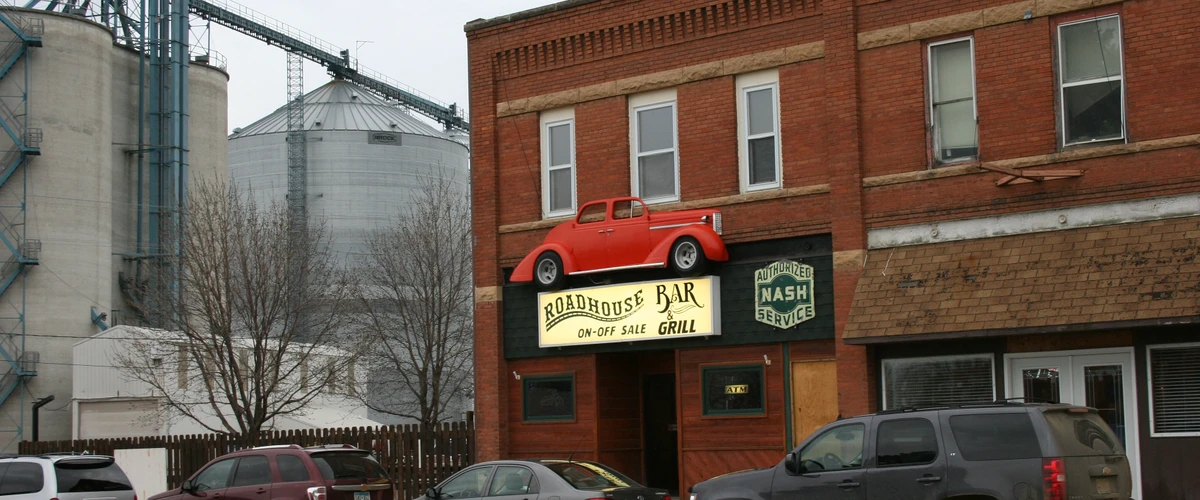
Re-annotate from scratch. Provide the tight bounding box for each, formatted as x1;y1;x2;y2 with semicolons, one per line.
975;17;1058;161
679;77;739;201
1124;0;1200;141
576;96;633;199
468;0;1200;460
859;41;926;177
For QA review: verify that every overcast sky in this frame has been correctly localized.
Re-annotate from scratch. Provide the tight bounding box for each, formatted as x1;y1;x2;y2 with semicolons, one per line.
207;0;555;133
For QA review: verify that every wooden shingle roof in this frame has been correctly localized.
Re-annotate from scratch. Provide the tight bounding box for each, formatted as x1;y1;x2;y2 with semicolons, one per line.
844;217;1200;343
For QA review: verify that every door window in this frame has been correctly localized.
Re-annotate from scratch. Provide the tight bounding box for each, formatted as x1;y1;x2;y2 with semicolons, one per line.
875;419;938;467
798;423;865;472
948;414;1041;461
0;462;45;495
193;459;237;492
488;466;536;496
231;456;272;487
577;203;607;224
440;467;492;499
277;455;310;483
612;200;645;220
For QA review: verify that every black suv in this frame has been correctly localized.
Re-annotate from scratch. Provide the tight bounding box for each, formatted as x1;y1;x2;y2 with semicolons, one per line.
689;402;1132;500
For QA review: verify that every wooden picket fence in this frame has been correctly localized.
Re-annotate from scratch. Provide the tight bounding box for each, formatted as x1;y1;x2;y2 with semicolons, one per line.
19;418;474;500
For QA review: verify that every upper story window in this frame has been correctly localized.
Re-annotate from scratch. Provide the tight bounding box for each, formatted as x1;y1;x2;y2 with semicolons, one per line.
928;37;978;164
1058;15;1124;146
541;107;576;218
737;69;781;190
630;89;679;204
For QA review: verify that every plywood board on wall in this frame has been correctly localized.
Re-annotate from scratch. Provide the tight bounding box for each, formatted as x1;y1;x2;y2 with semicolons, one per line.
791;360;838;445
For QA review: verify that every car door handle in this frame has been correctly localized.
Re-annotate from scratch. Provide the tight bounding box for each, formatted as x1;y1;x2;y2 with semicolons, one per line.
916;476;943;484
837;481;861;489
256;487;268;494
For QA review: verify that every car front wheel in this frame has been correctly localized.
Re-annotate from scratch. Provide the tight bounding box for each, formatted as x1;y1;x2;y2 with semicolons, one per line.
534;251;566;291
669;236;708;277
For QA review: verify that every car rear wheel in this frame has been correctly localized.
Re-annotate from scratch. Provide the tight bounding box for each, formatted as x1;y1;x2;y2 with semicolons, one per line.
534;251;566;291
669;236;707;277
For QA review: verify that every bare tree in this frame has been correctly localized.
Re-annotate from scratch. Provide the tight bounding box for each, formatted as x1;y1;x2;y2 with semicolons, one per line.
117;180;361;436
350;171;474;426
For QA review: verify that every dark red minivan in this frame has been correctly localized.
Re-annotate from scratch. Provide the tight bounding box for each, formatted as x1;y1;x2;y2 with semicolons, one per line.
150;444;394;500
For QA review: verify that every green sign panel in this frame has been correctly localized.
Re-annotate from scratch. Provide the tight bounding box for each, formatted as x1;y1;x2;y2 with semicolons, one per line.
754;260;815;329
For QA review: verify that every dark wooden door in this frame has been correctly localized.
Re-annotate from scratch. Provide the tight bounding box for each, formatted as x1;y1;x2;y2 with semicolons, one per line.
642;373;679;494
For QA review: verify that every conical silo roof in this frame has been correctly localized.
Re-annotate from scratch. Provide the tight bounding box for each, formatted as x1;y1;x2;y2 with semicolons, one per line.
229;79;452;139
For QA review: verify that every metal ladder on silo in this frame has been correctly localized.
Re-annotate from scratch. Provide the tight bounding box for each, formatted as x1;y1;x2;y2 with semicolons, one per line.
187;0;470;132
0;6;41;450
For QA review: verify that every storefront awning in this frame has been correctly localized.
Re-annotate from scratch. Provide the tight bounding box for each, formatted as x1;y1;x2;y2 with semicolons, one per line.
843;217;1200;344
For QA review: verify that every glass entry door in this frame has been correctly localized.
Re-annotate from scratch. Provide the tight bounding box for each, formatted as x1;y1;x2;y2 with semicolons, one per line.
1007;350;1140;497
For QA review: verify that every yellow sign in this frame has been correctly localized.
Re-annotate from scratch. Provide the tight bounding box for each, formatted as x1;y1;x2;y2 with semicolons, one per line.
538;276;721;348
725;384;749;394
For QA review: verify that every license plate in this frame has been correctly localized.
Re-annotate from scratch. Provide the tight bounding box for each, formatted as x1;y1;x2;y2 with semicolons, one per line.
355;492;371;500
1095;477;1115;495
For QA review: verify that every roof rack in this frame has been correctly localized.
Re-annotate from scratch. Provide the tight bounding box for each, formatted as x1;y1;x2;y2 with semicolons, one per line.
304;444;359;450
873;399;1046;416
252;444;303;450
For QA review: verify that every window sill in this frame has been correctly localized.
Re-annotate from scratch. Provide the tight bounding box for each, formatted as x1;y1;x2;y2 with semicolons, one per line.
1061;136;1126;151
641;195;681;205
742;182;782;194
544;210;575;220
699;412;769;420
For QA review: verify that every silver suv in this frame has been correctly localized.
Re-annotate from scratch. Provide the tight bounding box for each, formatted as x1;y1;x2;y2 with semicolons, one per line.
0;454;136;500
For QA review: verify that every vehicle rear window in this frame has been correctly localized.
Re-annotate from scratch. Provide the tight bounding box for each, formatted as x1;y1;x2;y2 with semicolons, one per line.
542;461;635;490
55;460;133;492
1043;410;1123;456
311;452;389;481
949;413;1042;461
0;462;45;495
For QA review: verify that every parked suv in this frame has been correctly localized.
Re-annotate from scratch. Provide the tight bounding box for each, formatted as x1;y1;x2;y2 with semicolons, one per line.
0;454;136;500
150;444;394;500
689;402;1132;500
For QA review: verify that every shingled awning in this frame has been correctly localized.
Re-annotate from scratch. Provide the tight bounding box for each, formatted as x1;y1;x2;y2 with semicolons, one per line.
843;217;1200;344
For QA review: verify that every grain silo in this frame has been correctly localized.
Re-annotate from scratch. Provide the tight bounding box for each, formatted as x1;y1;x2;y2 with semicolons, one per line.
0;5;227;451
228;79;470;264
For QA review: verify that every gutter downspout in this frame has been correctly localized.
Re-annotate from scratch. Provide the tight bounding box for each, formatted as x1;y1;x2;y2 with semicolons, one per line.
31;394;54;441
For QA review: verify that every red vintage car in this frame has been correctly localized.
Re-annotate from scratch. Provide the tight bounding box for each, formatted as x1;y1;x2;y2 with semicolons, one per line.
511;197;729;290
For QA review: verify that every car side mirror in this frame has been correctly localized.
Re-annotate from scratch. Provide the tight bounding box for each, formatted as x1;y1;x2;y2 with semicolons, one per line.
784;452;801;475
425;487;439;500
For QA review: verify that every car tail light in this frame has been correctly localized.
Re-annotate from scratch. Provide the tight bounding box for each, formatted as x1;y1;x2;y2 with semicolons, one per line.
1043;458;1066;500
664;496;672;500
308;486;328;500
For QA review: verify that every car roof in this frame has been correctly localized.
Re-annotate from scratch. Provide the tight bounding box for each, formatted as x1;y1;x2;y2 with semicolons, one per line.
0;454;116;463
844;400;1088;420
215;444;372;457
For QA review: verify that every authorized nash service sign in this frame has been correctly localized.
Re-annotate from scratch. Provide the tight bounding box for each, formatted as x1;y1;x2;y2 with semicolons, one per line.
538;276;721;348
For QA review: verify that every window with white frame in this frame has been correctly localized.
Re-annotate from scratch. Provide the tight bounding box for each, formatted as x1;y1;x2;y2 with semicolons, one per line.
928;37;978;163
882;353;995;409
737;70;781;190
541;108;576;218
1148;343;1200;436
1058;15;1125;145
630;89;678;203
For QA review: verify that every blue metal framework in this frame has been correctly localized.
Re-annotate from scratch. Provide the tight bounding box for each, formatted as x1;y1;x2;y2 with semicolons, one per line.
0;6;39;451
188;0;469;132
5;0;464;446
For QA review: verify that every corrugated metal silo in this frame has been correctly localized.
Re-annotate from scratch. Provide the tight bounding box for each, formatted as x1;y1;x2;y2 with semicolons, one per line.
228;79;470;264
0;7;228;450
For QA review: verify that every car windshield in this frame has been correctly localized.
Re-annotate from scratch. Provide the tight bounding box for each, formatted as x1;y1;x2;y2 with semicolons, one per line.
542;461;637;490
311;452;390;481
55;460;133;492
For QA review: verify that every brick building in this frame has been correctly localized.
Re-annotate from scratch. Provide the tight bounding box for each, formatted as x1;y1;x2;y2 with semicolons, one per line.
465;0;1200;498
